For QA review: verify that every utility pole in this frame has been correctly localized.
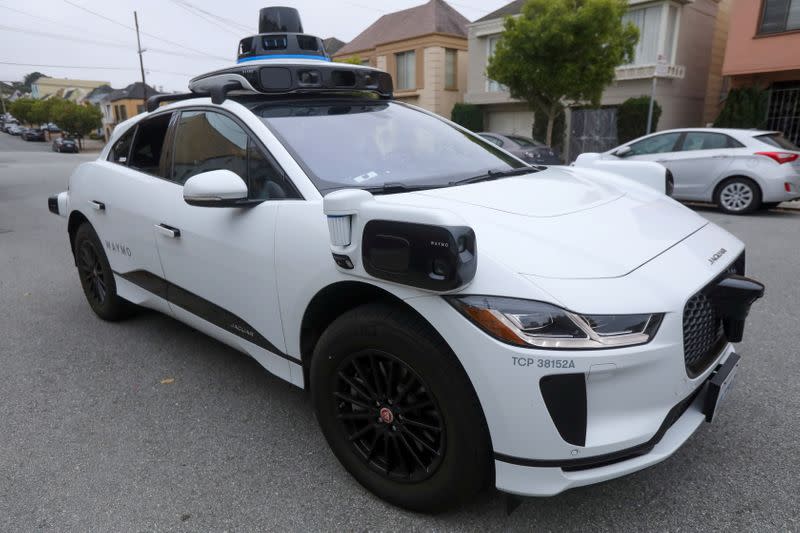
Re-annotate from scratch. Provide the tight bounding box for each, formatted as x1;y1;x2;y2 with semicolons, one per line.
134;11;148;109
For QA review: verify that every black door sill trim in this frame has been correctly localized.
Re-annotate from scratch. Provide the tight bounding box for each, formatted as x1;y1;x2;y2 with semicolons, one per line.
114;269;300;364
494;384;704;470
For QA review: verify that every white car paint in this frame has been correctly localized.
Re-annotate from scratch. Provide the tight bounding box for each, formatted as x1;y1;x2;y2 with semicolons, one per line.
597;128;800;211
51;95;754;499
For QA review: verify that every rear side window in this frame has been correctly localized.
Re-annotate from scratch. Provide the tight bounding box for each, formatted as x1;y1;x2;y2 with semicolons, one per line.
108;128;135;164
627;132;681;156
129;113;173;177
680;132;743;151
756;133;800;151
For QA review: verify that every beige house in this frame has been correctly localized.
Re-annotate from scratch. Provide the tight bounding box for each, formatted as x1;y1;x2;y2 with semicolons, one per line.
31;77;110;101
333;0;469;118
466;0;730;159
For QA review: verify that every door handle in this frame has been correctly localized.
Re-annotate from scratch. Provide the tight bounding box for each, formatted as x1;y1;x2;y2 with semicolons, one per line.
155;223;181;238
89;200;105;211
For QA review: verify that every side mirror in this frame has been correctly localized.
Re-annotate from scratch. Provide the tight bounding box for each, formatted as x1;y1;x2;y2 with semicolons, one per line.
183;169;251;207
614;145;632;158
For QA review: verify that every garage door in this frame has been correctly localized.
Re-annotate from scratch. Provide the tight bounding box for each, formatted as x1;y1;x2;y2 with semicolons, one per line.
486;110;534;136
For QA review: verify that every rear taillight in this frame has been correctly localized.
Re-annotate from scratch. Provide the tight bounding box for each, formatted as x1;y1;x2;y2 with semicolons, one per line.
755;151;799;164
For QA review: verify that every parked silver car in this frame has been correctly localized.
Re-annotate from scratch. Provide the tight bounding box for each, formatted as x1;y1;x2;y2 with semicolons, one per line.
602;128;800;213
478;132;562;165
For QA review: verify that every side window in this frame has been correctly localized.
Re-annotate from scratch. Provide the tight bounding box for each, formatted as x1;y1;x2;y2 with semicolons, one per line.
173;110;299;200
108;127;135;165
172;110;248;185
247;139;298;200
129;113;172;177
680;132;743;151
627;132;681;156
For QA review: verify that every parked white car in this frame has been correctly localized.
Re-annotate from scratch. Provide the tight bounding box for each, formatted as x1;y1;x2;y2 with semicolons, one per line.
47;8;766;512
600;128;800;213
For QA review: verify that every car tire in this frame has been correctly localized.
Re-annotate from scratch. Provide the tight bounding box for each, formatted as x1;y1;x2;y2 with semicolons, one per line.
715;177;761;214
73;223;134;321
310;302;491;513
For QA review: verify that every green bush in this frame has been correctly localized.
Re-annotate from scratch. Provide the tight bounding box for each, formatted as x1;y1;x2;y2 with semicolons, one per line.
617;96;661;144
714;87;768;129
451;103;483;132
533;105;565;153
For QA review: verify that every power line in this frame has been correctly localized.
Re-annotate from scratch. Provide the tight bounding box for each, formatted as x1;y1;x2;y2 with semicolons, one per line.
168;0;242;37
170;0;251;34
60;0;230;62
0;24;228;62
0;61;194;77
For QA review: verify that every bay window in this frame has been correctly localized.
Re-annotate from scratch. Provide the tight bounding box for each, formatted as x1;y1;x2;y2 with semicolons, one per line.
395;50;416;91
622;2;680;65
486;35;506;92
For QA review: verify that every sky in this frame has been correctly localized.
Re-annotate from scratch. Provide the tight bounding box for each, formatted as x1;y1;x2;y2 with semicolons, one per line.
0;0;511;93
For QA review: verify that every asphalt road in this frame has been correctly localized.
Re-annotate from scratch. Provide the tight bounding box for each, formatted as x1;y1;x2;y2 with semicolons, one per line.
1;141;799;532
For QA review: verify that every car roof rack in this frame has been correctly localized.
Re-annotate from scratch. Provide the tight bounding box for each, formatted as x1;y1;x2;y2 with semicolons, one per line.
146;92;209;112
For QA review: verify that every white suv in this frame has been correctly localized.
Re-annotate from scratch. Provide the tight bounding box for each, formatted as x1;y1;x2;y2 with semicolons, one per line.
47;9;765;512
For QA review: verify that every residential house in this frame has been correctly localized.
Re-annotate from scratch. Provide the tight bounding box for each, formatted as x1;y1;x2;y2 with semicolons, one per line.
31;77;110;100
719;0;800;144
323;37;346;56
100;82;162;141
333;0;469;118
466;0;730;159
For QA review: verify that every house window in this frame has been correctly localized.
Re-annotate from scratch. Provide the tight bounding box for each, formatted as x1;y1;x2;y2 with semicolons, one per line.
395;50;416;90
486;35;506;92
445;49;457;90
136;104;145;114
759;0;800;34
622;3;680;65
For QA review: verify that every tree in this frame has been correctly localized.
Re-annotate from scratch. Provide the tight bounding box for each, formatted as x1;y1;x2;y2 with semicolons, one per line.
52;101;102;149
714;87;768;129
617;96;662;144
9;98;36;125
451;103;483;132
335;55;363;65
486;0;638;146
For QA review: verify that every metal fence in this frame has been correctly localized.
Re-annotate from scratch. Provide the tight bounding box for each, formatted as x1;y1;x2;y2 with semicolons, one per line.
766;87;800;145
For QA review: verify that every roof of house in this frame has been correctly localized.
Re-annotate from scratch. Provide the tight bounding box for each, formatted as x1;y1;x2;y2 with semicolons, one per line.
323;37;346;55
105;82;162;102
335;0;468;56
474;0;524;23
84;84;114;105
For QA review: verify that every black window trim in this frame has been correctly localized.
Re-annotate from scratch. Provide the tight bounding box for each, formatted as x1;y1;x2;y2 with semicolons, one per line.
107;123;138;166
120;109;176;179
168;105;304;201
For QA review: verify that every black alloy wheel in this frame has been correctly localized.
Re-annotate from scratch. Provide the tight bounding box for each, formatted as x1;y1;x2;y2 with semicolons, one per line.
311;303;491;513
335;349;446;482
73;223;133;321
77;239;108;306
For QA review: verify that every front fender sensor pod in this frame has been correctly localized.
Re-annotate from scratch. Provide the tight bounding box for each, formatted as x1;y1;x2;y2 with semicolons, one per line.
323;189;477;292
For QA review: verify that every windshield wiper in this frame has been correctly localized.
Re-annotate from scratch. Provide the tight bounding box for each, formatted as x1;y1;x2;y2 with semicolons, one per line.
448;166;538;186
361;182;443;195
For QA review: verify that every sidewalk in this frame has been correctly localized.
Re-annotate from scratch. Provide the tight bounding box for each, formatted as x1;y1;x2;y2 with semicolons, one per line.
779;200;800;210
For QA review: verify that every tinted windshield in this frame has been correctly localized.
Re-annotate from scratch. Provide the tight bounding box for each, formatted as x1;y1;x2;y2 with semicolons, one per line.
507;135;539;148
247;100;524;192
756;133;799;151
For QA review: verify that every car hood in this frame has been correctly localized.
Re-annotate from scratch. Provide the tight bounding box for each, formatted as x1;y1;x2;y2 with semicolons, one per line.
379;167;707;279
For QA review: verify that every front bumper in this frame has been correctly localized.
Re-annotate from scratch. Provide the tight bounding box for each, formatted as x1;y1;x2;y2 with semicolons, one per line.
403;222;758;497
495;347;736;496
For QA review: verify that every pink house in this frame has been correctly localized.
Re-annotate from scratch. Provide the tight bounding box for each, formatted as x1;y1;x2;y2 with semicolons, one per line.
721;0;800;143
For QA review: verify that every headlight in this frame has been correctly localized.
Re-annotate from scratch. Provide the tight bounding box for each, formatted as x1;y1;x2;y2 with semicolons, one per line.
446;296;663;349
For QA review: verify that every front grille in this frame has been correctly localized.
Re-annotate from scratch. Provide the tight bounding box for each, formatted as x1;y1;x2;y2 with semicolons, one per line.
681;252;744;377
682;291;725;376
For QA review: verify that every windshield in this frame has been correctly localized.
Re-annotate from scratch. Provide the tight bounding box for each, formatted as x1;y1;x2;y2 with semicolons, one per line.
507;135;540;148
246;99;525;193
